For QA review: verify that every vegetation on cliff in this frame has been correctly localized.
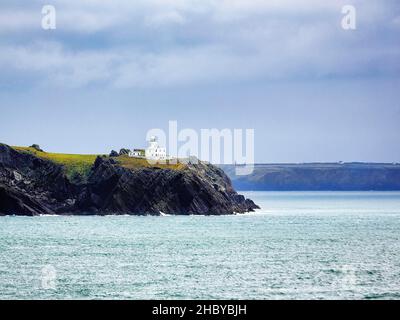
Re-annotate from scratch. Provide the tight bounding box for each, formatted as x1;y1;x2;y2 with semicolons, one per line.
12;146;186;182
1;143;258;215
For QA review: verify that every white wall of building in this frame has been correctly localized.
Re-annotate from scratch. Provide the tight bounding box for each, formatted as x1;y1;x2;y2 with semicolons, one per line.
130;136;168;161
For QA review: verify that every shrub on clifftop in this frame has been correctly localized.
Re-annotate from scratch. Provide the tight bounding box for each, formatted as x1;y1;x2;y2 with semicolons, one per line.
30;144;43;152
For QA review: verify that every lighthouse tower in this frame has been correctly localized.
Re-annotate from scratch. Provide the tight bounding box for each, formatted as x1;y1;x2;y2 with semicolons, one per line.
145;136;167;161
149;136;158;149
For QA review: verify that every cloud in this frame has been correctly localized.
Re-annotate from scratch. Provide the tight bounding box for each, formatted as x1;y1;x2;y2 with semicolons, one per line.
393;16;400;26
145;11;186;27
0;42;117;87
0;0;399;88
0;10;38;33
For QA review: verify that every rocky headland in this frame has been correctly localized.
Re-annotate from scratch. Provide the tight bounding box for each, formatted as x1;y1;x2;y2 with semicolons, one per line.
0;143;259;216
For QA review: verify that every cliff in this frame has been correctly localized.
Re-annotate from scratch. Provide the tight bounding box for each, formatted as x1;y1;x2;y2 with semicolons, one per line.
221;163;400;191
0;143;258;216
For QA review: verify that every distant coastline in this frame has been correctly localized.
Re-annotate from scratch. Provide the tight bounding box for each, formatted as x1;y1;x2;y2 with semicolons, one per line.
221;162;400;191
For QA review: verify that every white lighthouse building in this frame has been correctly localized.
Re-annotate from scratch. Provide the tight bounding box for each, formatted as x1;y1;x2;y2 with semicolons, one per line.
128;136;168;161
145;136;167;161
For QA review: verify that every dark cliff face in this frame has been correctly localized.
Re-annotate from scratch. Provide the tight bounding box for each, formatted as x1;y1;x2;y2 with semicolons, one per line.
0;144;76;215
0;144;258;216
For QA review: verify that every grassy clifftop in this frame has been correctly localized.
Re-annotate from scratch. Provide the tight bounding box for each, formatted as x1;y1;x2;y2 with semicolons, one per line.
12;146;186;181
117;155;186;171
13;146;98;181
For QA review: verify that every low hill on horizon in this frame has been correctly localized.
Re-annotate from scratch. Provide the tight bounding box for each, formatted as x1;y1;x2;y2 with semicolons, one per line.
221;162;400;191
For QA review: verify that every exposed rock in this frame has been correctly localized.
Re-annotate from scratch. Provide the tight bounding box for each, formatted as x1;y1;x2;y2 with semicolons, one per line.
0;143;76;215
30;144;44;152
13;171;22;181
0;143;259;216
119;148;131;156
109;150;119;157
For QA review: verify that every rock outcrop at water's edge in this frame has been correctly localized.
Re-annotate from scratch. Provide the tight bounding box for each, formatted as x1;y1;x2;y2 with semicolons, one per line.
0;143;259;216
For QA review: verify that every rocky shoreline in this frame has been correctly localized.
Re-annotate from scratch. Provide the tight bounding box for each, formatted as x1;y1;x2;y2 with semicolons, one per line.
0;143;259;216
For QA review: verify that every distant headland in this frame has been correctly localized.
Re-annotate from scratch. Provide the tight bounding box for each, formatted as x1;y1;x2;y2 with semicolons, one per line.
221;162;400;191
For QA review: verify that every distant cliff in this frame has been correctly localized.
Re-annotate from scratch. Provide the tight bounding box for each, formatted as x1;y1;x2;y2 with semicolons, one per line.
0;143;258;216
221;163;400;191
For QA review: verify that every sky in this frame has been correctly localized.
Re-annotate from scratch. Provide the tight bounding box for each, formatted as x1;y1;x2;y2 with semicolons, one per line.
0;0;399;163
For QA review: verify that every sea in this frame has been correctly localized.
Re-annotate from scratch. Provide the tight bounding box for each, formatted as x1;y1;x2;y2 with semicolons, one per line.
1;191;400;300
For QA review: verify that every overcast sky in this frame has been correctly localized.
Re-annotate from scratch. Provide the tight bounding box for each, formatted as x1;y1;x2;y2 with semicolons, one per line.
0;0;399;163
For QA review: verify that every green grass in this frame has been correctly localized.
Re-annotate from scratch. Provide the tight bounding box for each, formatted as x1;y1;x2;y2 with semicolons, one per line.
116;155;187;171
12;147;186;181
13;146;98;181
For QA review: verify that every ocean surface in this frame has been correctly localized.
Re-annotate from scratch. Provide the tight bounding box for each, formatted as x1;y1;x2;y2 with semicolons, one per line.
1;191;400;300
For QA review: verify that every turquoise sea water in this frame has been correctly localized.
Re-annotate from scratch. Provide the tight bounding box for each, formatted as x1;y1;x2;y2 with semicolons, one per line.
1;191;400;300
